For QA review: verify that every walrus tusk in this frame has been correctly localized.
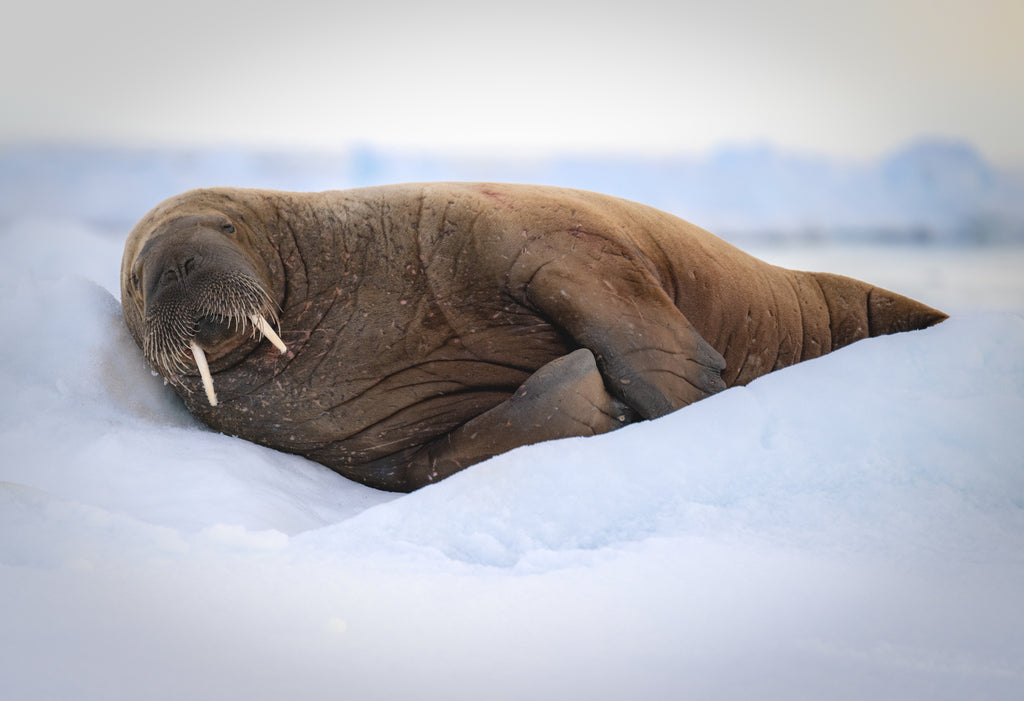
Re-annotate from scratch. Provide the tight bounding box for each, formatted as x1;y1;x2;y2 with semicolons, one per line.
250;313;287;354
190;341;218;406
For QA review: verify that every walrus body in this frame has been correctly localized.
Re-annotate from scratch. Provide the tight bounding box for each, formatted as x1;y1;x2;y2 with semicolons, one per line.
121;183;946;491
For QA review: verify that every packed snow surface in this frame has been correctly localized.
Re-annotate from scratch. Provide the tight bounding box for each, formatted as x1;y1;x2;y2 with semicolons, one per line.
1;148;1023;700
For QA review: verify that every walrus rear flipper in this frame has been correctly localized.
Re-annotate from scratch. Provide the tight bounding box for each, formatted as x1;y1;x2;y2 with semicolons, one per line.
811;272;949;350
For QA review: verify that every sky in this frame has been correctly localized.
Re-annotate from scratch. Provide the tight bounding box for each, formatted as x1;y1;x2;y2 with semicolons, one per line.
2;0;1022;166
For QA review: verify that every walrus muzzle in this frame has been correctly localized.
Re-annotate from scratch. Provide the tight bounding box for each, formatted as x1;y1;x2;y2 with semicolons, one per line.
133;227;285;405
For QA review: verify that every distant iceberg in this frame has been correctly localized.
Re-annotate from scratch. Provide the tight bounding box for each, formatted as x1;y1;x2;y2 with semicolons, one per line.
2;138;1021;244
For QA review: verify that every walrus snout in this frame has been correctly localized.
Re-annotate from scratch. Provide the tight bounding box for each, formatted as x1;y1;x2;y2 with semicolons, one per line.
141;274;285;407
143;270;281;363
131;227;286;407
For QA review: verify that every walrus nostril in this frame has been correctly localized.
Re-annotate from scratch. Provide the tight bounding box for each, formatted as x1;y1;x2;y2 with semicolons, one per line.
157;257;197;287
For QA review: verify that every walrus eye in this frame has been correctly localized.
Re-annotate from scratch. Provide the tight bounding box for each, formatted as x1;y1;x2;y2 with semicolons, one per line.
221;223;236;235
131;273;140;292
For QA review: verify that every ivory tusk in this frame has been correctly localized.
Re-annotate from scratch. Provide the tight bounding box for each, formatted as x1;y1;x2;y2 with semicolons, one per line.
190;341;218;406
251;313;287;354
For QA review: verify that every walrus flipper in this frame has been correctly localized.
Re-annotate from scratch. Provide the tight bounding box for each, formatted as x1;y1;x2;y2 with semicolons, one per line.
519;255;726;420
398;349;637;489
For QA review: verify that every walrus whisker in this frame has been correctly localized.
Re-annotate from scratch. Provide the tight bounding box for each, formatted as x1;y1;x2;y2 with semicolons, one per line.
250;313;287;354
190;341;218;406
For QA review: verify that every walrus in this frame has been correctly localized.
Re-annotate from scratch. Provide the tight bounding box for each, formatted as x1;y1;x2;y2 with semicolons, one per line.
121;183;947;491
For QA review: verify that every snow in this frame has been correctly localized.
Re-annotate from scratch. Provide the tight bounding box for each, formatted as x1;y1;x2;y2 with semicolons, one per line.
2;147;1023;700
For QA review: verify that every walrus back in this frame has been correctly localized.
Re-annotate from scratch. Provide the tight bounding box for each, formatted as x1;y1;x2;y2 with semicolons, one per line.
566;195;948;386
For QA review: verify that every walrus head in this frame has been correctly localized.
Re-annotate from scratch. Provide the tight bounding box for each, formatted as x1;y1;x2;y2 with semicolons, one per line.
121;209;286;406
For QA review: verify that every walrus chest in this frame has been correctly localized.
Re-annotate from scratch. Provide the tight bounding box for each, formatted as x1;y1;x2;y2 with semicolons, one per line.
183;294;572;463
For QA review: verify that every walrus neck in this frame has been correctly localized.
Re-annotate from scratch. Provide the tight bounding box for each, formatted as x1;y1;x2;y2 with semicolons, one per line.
256;190;343;302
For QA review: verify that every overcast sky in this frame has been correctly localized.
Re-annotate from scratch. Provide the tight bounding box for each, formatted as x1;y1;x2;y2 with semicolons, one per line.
3;0;1021;165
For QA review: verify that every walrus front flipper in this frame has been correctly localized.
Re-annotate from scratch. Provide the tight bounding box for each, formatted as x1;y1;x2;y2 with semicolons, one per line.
402;349;637;489
517;254;726;420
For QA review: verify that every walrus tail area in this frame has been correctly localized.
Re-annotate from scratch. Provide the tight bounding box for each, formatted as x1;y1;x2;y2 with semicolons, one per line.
866;287;948;337
811;272;948;350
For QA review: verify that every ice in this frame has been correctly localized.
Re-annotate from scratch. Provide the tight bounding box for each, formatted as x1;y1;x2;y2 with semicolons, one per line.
1;146;1022;700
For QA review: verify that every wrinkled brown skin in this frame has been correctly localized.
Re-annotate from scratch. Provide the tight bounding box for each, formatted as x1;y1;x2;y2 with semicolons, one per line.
121;183;948;491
